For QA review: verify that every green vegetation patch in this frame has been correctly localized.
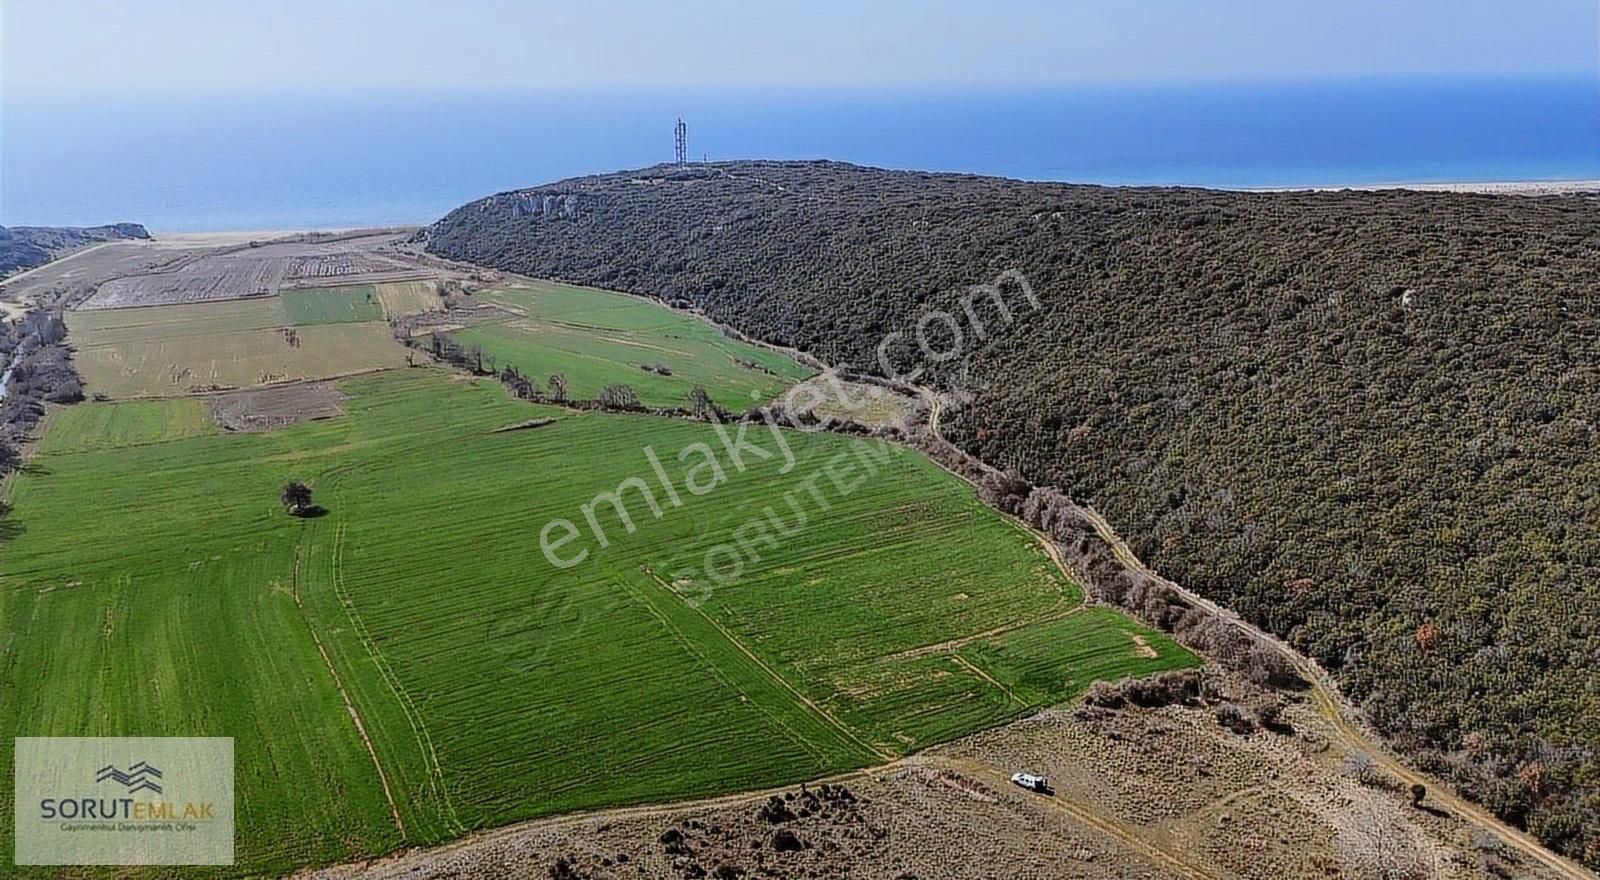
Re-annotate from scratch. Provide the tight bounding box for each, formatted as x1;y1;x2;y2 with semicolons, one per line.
1;369;1193;874
32;398;215;455
957;608;1197;707
282;286;385;325
452;281;812;410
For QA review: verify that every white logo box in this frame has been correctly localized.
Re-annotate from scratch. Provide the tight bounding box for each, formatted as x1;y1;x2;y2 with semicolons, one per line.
14;737;234;866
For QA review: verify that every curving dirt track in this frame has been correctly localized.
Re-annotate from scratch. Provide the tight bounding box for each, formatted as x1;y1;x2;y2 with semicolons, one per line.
921;389;1595;880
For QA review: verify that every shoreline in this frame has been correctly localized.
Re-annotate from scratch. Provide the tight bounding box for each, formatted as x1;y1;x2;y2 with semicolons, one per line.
1240;178;1600;195
22;177;1598;242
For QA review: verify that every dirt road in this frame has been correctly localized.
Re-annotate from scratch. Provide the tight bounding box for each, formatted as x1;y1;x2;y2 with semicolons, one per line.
1070;503;1596;880
918;389;1594;880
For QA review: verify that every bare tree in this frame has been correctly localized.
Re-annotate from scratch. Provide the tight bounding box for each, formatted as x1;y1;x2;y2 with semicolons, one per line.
598;384;641;410
1344;753;1379;786
1334;801;1433;879
548;372;568;402
688;385;713;420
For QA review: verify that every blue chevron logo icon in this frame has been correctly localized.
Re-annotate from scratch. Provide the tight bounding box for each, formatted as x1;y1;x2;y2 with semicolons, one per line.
95;761;164;795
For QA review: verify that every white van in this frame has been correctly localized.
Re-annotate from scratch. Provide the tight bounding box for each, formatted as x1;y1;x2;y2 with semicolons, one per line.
1010;772;1050;793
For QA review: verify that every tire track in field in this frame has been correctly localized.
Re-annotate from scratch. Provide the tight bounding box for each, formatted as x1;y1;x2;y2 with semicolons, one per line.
640;567;891;763
882;604;1086;661
947;654;1026;708
327;516;463;834
314;460;466;834
289;540;407;839
617;573;839;768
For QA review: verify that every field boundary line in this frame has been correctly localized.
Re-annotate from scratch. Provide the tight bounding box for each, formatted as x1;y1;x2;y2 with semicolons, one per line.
289;540;408;839
325;511;463;834
948;654;1026;708
75;364;409;403
615;574;839;767
882;605;1086;662
640;568;890;763
300;749;1220;880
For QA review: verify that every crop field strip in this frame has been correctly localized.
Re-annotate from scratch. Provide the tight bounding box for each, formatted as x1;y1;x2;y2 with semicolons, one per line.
0;368;1194;874
449;280;813;410
282;281;442;324
371;280;443;318
75;235;421;310
65;294;410;398
283;285;386;324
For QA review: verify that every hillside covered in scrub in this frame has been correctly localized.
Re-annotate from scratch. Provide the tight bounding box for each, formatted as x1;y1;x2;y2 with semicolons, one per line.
424;161;1600;865
0;222;149;276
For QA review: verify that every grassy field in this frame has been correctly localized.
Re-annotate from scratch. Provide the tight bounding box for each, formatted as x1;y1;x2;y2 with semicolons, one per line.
65;297;409;397
66;296;290;341
452;281;813;410
283;286;385;324
371;280;441;319
32;397;215;454
0;368;1193;875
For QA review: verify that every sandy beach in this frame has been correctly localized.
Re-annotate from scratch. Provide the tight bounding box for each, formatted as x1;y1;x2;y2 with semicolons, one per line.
1247;179;1600;195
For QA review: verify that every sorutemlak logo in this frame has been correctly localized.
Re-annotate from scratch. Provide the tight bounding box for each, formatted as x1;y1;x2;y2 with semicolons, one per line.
95;760;164;795
14;737;234;866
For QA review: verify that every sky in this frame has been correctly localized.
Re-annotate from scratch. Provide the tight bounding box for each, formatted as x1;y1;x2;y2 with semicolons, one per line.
2;0;1596;95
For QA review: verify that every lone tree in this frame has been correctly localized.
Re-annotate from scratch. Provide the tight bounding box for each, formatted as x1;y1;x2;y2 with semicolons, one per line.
280;481;314;517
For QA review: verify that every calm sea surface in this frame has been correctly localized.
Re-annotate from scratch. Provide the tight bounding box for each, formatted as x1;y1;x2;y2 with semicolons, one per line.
3;78;1596;231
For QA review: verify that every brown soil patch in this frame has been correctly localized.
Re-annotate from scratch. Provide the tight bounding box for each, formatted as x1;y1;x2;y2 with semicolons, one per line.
211;382;345;432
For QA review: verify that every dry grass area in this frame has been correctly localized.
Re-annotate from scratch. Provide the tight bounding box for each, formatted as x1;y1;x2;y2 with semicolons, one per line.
284;250;414;282
783;373;918;429
84;249;289;308
76;234;430;309
0;240;183;305
306;672;1564;880
71;320;408;397
371;280;443;318
211;381;346;432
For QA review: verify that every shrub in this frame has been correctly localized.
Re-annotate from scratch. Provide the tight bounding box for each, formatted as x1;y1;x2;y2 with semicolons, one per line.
771;829;804;852
1215;703;1255;734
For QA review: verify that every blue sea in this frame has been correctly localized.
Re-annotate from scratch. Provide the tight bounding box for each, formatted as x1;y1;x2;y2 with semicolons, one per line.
3;77;1596;232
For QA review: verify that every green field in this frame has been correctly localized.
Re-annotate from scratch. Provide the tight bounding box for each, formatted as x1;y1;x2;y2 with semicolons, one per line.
283;286;385;325
451;281;814;410
0;368;1194;875
33;397;214;454
66;297;409;397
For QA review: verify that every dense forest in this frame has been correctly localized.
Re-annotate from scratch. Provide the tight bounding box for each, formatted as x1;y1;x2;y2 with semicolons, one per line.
425;161;1600;866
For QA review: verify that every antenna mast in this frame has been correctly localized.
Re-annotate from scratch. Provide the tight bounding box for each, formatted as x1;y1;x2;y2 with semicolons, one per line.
674;118;688;166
